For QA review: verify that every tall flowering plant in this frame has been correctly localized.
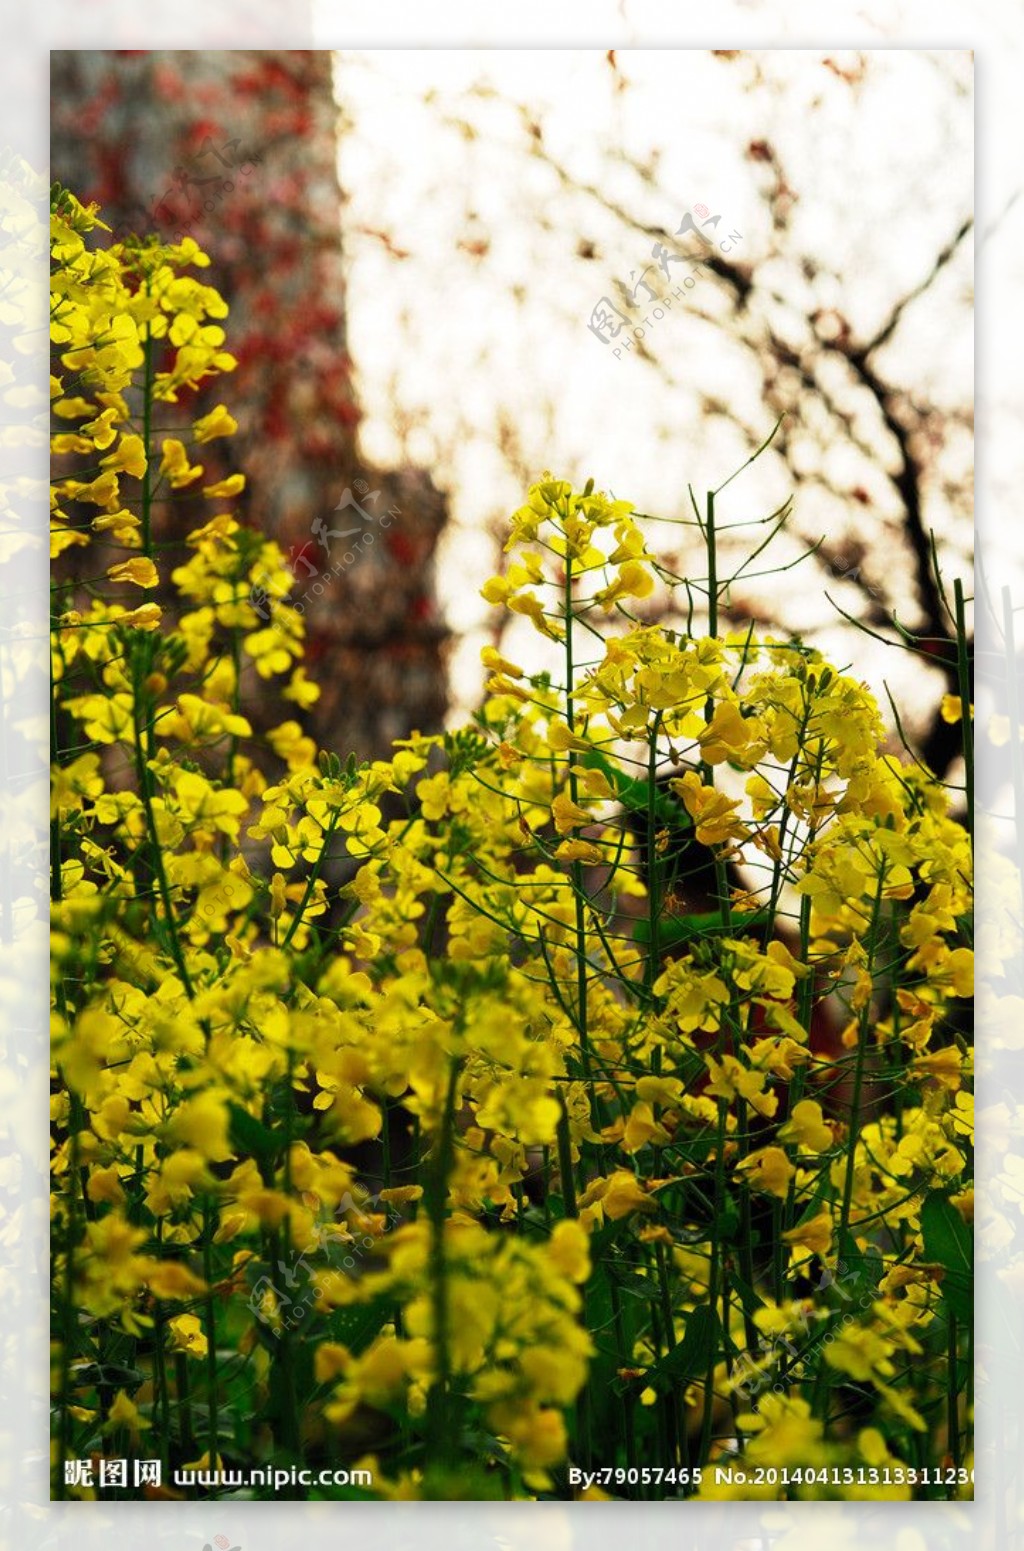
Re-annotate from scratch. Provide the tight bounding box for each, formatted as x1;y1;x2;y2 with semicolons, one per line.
51;191;973;1502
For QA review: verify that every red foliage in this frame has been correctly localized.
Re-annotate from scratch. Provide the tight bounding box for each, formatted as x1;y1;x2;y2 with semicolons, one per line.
385;533;418;566
152;62;186;102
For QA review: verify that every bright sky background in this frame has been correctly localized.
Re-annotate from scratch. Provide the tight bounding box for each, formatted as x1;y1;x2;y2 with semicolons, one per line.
330;47;979;728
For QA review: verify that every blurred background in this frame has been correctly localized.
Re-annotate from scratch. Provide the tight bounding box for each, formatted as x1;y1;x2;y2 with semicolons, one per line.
51;48;974;792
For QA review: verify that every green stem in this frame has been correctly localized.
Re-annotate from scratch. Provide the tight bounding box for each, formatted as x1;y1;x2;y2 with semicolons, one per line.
54;1103;81;1499
608;1274;639;1479
947;1312;961;1472
555;1089;593;1472
274;1047;302;1462
424;1055;463;1472
561;536;597;1186
838;872;886;1247
140;285;154;556
202;1200;219;1463
698;1098;728;1465
953;579;972;842
130;655;193;995
771;1198;784;1308
218;623;244;865
734;1099;760;1354
706;490;718;638
721;1260;747;1452
645;1282;679;1471
152;1323;171;1474
175;1351;194;1456
280;808;341;952
654;1239;686;1466
645;713;663;999
153;1223;171;1476
555;1094;579;1220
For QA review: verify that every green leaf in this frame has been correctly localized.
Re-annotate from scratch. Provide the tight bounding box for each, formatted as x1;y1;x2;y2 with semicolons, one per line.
324;1295;394;1355
646;1304;721;1393
580;748;689;829
575;1256;650;1457
728;1268;766;1321
717;1196;742;1245
920;1192;972;1323
635;912;773;951
228;1101;284;1164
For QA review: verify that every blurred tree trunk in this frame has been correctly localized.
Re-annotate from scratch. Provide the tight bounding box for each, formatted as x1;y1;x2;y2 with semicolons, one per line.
50;49;448;759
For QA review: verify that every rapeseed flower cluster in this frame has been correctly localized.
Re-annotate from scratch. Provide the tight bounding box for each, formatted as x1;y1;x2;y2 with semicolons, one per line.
51;192;973;1502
